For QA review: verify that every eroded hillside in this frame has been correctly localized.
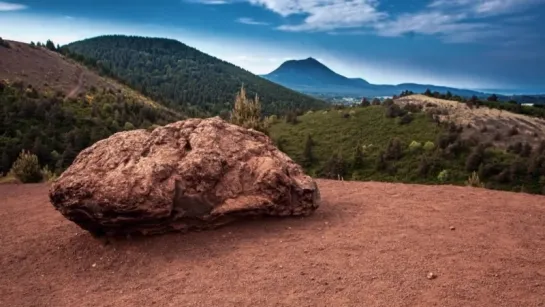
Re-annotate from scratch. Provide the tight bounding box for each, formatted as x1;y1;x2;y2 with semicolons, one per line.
396;94;545;149
0;40;162;108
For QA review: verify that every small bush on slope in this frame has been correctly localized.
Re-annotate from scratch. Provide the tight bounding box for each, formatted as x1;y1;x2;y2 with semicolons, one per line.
409;141;422;152
466;171;485;188
437;169;449;183
9;150;42;183
40;165;57;182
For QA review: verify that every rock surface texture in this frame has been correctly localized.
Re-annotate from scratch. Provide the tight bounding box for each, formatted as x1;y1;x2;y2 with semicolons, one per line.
49;117;320;236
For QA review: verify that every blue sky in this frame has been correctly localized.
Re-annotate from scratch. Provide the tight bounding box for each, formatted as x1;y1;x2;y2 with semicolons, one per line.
1;0;544;93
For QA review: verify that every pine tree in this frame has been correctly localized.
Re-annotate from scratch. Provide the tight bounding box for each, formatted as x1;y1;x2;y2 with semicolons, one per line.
321;152;346;179
1;150;10;174
302;134;314;167
352;144;364;169
45;39;56;51
60;145;77;169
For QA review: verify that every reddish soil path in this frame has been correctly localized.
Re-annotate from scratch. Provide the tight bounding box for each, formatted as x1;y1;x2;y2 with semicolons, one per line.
1;180;545;307
66;67;84;98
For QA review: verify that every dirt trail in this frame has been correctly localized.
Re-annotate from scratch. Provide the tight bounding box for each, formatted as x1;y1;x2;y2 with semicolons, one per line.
67;67;84;98
1;180;545;307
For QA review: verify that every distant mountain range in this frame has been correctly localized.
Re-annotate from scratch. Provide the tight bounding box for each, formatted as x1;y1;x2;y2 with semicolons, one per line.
261;57;489;98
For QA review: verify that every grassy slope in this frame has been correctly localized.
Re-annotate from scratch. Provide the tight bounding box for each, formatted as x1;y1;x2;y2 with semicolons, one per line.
270;106;438;162
269;104;544;194
270;106;445;180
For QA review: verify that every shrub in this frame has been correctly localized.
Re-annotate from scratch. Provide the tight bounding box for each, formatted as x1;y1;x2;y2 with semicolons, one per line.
509;159;527;182
418;157;430;176
538;141;545;155
384;138;403;160
40;165;57;182
423;141;435;152
437;132;459;149
263;115;278;127
352;143;364;169
123;122;135;130
383;98;395;106
507;142;523;154
495;169;510;183
478;162;504;179
302;134;314;167
371;98;381;105
493;132;502;141
520;143;532;157
319;152;347;179
402;103;422;113
230;85;268;133
376;151;387;171
466;171;484;188
465;146;484;172
528;155;545;177
445;139;469;157
385;104;407;118
0;37;10;48
9;150;42;183
408;141;422;152
285;111;299;124
437;169;449;183
397;113;413;125
507;126;519;136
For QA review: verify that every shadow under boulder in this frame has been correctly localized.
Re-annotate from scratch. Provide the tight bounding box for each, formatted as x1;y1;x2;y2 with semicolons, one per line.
49;117;320;237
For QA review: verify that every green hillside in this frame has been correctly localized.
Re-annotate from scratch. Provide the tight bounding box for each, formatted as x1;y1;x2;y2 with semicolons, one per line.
0;80;182;176
64;35;328;117
269;103;545;195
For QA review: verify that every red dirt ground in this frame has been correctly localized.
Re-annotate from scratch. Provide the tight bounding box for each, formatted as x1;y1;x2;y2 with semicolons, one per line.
1;180;545;307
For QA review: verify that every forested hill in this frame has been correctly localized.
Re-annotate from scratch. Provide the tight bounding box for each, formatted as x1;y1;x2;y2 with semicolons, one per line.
65;35;328;117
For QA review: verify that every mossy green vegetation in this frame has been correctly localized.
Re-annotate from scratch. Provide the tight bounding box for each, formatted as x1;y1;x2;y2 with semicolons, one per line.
269;104;545;195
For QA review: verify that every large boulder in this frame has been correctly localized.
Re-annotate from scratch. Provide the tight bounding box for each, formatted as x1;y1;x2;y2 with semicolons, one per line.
49;117;320;236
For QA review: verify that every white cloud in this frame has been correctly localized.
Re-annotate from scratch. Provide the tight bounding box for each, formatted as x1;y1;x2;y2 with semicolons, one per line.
187;0;228;4
190;0;543;41
429;0;545;16
236;17;269;25
428;0;472;9
0;1;27;11
370;0;544;43
374;12;466;37
249;0;387;32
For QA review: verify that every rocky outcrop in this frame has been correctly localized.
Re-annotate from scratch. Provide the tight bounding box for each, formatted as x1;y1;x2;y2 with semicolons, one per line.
49;117;320;236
